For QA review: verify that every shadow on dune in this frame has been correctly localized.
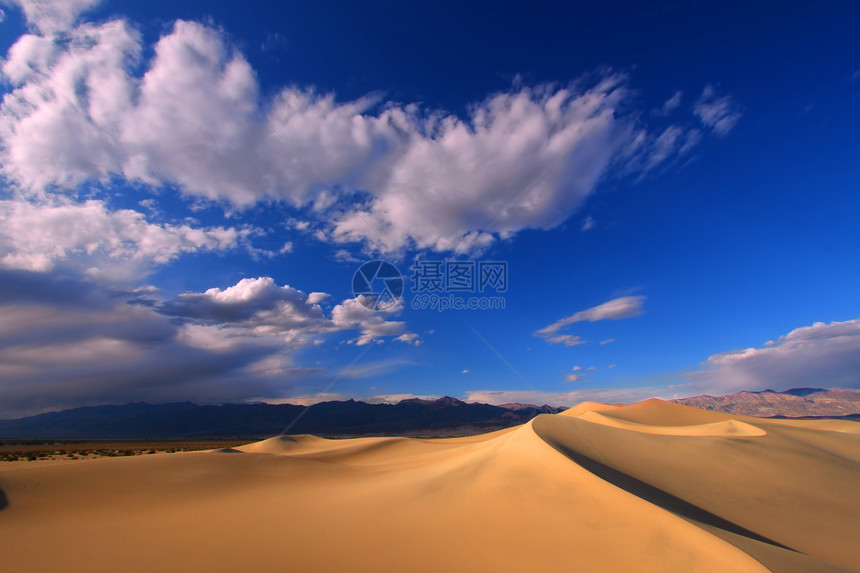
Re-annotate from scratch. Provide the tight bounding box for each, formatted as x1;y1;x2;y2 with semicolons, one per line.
0;487;7;511
543;435;794;551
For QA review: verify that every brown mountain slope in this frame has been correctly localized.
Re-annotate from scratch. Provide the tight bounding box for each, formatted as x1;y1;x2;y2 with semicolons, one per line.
673;388;860;417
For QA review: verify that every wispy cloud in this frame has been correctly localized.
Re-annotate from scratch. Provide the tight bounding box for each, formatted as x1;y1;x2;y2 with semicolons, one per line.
658;90;683;115
535;295;645;346
694;85;742;136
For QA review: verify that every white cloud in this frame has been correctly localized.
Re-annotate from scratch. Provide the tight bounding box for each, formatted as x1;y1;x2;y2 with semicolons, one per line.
600;338;616;345
544;334;585;347
535;295;644;345
0;20;141;188
330;297;417;346
0;18;730;256
330;77;633;253
581;216;596;231
164;277;333;345
0;19;371;205
0;198;247;280
645;126;685;169
334;249;362;263
694;85;742;136
659;91;682;115
9;0;100;34
162;277;418;347
684;318;860;394
307;291;330;305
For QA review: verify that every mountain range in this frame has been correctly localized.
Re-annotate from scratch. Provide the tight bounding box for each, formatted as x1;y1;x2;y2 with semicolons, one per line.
1;388;857;440
0;397;560;440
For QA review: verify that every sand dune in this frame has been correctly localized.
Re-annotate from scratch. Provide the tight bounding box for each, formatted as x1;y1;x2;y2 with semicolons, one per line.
576;409;767;436
558;400;623;417
1;400;858;572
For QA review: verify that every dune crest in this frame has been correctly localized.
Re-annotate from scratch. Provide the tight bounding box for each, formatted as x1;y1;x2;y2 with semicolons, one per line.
558;400;621;417
576;409;767;436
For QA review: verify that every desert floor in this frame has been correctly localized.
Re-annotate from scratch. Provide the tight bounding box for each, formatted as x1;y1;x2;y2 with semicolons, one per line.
1;399;858;572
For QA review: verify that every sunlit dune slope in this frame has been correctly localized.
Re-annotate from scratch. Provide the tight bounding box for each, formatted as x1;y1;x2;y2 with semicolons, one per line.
576;409;767;436
1;399;858;573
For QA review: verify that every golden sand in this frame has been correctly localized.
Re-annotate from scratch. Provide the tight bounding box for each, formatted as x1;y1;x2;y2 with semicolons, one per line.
1;399;858;572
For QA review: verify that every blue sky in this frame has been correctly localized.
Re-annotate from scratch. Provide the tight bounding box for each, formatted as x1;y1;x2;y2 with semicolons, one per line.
0;0;859;417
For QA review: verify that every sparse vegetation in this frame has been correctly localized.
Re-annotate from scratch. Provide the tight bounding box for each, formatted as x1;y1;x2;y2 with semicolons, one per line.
0;441;245;462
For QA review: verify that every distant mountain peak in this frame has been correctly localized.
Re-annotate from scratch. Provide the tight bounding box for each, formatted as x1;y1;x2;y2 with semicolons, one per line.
397;396;465;407
780;387;828;397
498;402;539;410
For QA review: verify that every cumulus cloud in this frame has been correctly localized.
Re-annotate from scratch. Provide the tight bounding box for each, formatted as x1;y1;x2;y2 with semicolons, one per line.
330;297;417;346
0;20;142;188
694;85;742;136
331;77;631;253
684;318;860;394
0;18;732;256
535;295;644;345
8;0;100;34
161;277;417;347
162;278;329;335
